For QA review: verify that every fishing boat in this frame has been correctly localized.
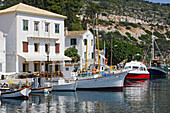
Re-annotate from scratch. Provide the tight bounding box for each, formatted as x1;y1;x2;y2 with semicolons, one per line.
76;71;128;91
76;14;128;92
31;77;52;93
0;86;31;99
148;59;168;79
124;61;150;82
147;32;168;79
51;77;77;91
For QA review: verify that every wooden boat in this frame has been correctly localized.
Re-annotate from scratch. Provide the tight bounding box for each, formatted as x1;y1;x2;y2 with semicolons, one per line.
124;61;150;82
51;78;77;91
31;77;52;93
0;86;31;99
76;71;128;92
31;87;52;93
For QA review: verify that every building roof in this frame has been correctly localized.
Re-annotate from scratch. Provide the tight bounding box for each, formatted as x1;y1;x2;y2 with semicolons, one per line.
0;3;67;19
66;30;87;37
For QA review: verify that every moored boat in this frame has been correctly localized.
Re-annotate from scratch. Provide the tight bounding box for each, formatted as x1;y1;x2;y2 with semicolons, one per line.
51;78;77;91
31;77;52;93
31;87;52;93
0;86;31;99
76;71;128;92
148;62;168;79
124;61;150;82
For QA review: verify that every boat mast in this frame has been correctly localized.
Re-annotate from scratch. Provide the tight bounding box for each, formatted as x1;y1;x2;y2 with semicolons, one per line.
93;15;96;68
151;30;155;60
96;14;101;77
85;39;88;72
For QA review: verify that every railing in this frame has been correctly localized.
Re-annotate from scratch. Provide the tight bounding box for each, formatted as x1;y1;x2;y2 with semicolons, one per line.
17;72;64;80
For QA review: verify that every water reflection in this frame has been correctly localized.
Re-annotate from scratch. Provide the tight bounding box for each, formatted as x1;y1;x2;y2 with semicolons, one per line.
0;77;169;113
124;81;149;101
0;98;29;113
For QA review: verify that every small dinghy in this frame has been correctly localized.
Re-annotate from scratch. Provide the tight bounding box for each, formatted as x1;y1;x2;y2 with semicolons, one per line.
31;77;52;93
0;80;31;99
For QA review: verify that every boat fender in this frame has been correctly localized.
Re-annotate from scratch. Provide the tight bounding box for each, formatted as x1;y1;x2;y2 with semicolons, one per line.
92;68;97;74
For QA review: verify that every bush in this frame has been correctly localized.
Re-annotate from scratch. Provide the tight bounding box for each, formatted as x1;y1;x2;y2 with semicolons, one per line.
154;31;166;39
145;30;152;35
126;32;131;37
126;26;131;30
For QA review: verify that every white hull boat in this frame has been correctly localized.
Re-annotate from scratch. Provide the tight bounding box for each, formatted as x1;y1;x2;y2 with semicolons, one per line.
51;78;77;91
0;86;31;99
76;71;128;91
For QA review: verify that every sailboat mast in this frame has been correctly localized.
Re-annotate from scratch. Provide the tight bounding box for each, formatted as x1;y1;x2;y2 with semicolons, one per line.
151;30;155;60
85;40;88;72
96;14;101;77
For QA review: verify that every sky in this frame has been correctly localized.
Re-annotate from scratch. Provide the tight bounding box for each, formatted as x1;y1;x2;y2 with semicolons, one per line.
145;0;170;3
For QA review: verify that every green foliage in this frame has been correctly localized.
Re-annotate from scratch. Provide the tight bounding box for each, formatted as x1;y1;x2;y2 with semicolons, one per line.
85;2;102;19
165;31;170;38
139;34;151;40
64;46;80;62
126;26;131;30
154;31;166;39
126;32;131;37
145;30;152;35
98;19;113;26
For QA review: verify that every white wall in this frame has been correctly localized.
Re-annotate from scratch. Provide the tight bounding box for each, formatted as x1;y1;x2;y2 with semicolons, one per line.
0;31;6;73
16;13;65;72
65;30;94;60
0;14;16;72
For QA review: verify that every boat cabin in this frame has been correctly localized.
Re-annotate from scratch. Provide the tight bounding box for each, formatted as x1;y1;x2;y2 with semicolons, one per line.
124;61;147;71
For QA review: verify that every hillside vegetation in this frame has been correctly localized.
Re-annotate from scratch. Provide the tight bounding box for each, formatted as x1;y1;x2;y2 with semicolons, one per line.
0;0;169;64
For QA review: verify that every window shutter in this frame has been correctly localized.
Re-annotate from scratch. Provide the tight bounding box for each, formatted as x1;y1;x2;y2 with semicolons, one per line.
23;42;28;52
55;43;60;53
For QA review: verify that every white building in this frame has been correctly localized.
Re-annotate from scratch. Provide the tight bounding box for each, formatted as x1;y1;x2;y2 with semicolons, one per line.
65;30;94;62
0;31;6;74
0;3;71;73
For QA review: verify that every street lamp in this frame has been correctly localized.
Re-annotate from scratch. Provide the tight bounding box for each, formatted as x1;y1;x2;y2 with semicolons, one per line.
46;51;49;76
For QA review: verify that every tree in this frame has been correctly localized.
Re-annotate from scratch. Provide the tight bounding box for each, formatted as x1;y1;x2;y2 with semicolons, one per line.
64;46;80;62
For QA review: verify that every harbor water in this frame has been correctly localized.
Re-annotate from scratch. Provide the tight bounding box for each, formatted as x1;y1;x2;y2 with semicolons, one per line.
0;75;170;113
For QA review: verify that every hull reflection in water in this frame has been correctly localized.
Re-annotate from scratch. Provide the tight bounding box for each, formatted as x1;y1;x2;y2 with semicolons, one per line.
124;81;149;102
0;98;29;113
77;91;124;103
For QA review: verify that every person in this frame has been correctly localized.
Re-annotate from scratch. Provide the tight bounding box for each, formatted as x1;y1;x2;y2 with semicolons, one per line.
114;65;117;71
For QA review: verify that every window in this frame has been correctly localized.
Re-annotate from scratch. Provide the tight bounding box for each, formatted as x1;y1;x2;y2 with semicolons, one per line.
84;52;86;59
84;39;87;45
45;23;49;32
34;43;39;52
91;52;94;59
23;63;29;72
23;42;28;52
55;43;60;53
71;39;77;45
91;39;93;46
45;44;50;53
34;62;40;72
23;20;28;31
34;22;39;31
55;24;59;33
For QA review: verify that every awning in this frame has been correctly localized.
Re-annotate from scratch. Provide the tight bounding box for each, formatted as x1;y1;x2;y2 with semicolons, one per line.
18;54;72;61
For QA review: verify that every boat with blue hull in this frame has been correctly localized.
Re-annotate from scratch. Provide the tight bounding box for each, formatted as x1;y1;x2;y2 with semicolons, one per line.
148;66;168;79
147;31;169;79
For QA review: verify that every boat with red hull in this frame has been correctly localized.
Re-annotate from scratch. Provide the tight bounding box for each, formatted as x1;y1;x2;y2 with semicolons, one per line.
124;61;150;85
